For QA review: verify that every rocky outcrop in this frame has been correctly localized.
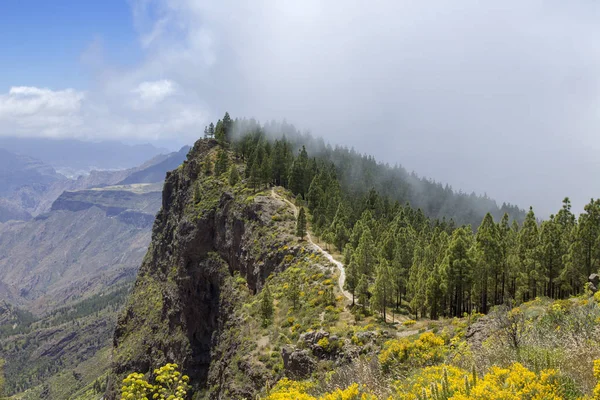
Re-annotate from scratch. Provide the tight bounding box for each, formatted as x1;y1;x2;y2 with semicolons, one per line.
107;140;297;398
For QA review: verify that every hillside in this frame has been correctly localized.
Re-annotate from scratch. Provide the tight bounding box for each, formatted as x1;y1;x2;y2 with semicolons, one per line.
0;148;191;398
103;115;600;400
0;149;65;197
106;139;353;399
0;184;161;312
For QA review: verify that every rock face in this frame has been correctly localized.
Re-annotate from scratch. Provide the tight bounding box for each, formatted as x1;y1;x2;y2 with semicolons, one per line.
107;140;294;398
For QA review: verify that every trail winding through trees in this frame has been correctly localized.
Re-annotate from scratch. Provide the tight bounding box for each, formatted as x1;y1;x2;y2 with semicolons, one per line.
271;188;354;303
271;188;416;328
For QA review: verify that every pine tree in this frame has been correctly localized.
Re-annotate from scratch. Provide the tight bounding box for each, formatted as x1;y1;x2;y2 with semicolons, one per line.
203;158;212;175
371;257;392;320
352;227;376;276
260;282;274;325
288;146;309;196
222;112;232;140
356;274;369;313
577;199;600;277
474;213;501;313
249;160;260;191
408;242;428;319
540;218;561;298
228;166;240;186
296;207;307;239
517;207;541;301
214;119;225;143
260;156;272;188
392;227;415;310
214;149;229;176
288;268;302;310
426;230;449;319
442;227;475;317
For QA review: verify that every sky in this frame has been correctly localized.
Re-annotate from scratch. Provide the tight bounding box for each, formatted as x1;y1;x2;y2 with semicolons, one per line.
1;0;600;216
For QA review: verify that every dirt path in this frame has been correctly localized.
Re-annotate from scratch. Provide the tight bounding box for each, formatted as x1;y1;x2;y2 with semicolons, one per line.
269;188;410;326
271;188;355;304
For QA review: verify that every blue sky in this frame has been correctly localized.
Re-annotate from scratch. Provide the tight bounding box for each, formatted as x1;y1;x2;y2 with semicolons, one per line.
0;0;139;90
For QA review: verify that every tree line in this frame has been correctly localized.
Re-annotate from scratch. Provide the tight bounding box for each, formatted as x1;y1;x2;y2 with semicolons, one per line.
210;113;600;319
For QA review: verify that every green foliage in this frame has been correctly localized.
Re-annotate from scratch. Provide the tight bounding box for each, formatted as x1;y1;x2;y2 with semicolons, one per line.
261;282;274;326
288;268;302;311
296;207;307;239
229;165;240;186
214;148;229;176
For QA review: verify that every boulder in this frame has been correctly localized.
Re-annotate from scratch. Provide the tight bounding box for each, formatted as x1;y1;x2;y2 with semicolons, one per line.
282;347;316;379
589;274;600;292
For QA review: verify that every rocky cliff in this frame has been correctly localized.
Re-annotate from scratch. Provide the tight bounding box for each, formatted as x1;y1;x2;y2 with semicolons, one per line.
107;139;312;398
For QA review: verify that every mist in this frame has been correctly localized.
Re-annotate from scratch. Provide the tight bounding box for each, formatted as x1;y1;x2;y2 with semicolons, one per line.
4;1;600;217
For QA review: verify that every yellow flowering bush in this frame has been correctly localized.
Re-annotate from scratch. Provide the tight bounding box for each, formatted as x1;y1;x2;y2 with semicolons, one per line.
593;359;600;399
379;332;446;372
393;365;471;400
263;378;316;400
264;379;377;399
120;363;190;400
403;320;417;327
395;363;566;400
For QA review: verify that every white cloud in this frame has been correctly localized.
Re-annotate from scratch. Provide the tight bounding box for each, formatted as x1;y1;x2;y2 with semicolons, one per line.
0;87;85;136
132;79;177;106
0;87;84;116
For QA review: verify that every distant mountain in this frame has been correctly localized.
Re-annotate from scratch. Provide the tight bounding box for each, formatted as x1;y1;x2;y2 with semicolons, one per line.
118;145;191;184
0;184;162;313
0;137;168;173
0;148;65;197
0;145;189;221
0;145;189;310
0;198;32;222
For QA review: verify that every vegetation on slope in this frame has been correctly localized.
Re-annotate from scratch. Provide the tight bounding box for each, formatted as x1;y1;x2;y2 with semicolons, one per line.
226;114;600;319
114;113;600;399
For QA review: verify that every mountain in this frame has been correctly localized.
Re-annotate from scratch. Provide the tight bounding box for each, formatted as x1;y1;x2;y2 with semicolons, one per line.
105;117;600;400
0;145;189;221
118;146;191;185
0;137;168;174
0;148;65;197
0;198;32;222
0;183;161;312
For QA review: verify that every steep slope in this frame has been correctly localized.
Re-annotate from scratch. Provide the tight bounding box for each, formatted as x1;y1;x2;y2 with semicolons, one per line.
107;140;345;398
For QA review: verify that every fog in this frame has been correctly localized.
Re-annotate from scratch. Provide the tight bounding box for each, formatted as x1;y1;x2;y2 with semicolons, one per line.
3;1;600;217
